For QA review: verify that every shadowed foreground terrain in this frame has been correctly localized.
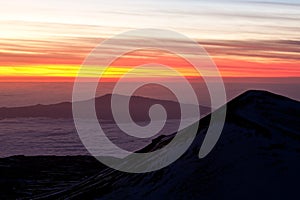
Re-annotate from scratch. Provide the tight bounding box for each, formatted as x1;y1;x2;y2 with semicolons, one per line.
0;90;300;199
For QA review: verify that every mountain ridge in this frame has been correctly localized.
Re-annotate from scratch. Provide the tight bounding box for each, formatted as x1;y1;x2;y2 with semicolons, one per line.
0;94;210;121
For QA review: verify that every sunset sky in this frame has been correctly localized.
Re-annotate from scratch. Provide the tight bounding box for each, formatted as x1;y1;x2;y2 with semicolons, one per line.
0;0;299;81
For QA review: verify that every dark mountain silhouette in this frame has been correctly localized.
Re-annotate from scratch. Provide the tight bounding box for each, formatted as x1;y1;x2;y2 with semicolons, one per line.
1;90;300;199
0;94;210;122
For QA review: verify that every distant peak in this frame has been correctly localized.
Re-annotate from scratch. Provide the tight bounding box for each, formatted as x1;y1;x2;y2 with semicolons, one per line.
224;89;300;116
237;90;296;102
241;89;276;97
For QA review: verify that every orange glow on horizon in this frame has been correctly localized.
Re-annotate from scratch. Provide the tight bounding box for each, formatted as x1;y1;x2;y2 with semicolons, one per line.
1;45;299;83
1;41;299;82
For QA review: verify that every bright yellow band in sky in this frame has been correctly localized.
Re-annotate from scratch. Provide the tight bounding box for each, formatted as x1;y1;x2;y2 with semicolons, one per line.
0;65;200;78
